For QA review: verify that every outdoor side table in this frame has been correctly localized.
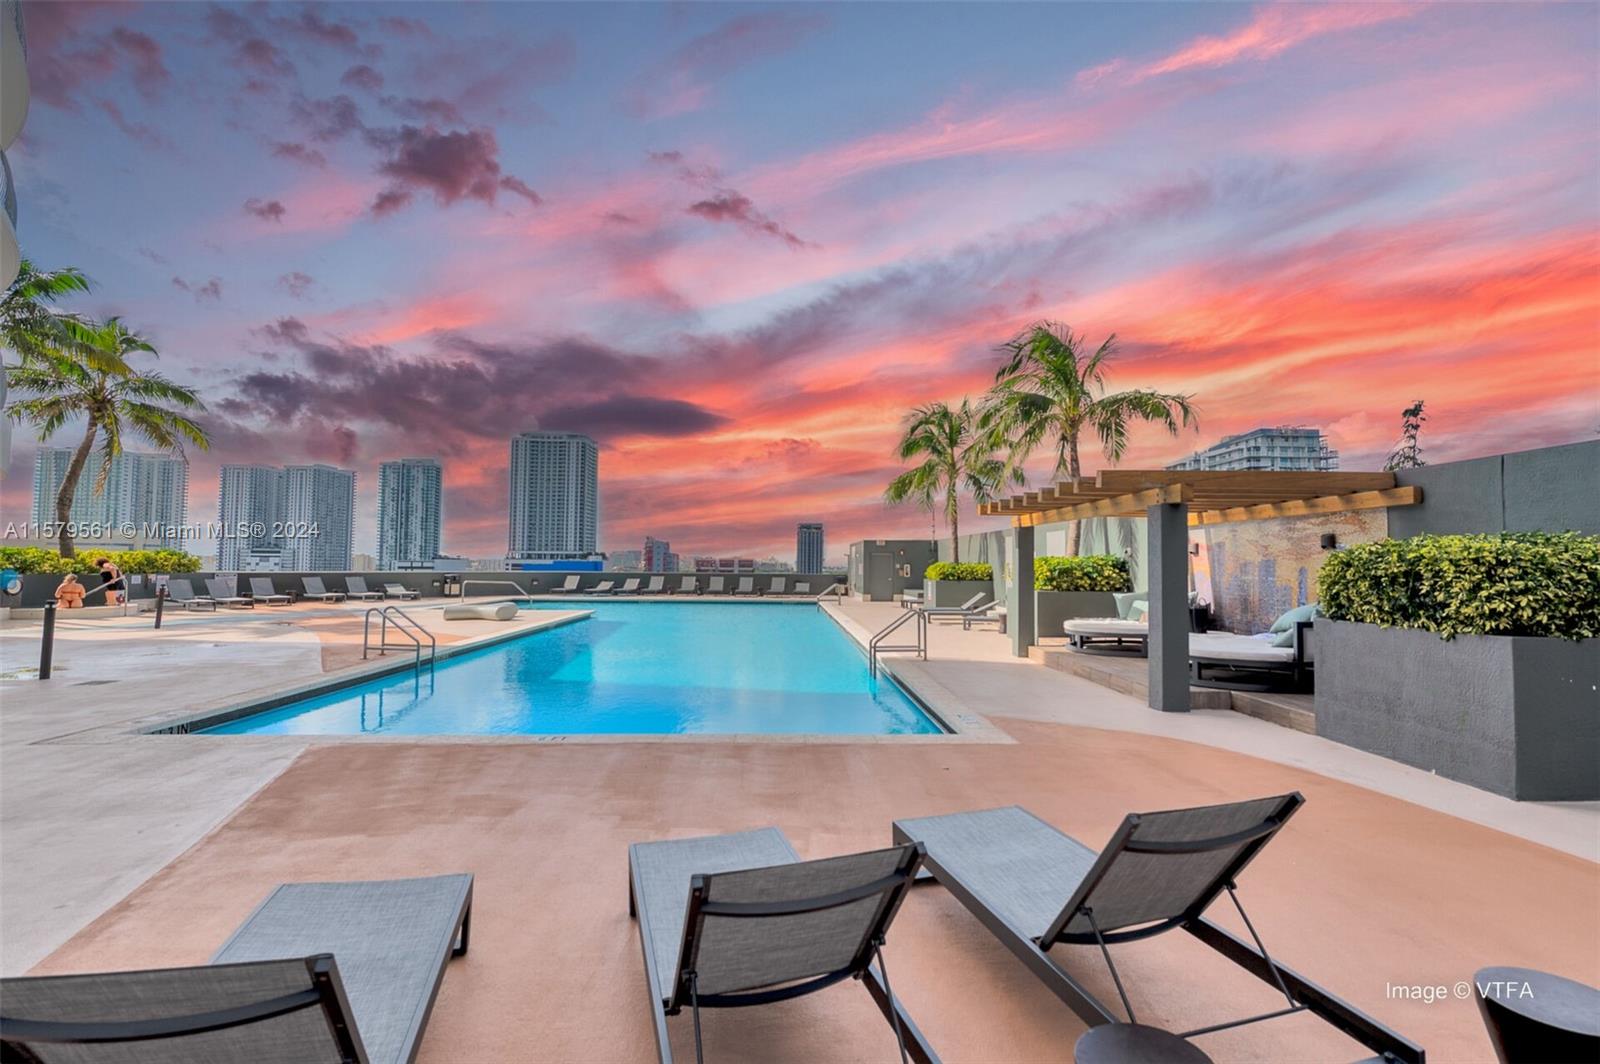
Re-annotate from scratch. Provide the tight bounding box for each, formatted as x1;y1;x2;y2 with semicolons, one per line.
1474;965;1600;1064
1074;1024;1213;1064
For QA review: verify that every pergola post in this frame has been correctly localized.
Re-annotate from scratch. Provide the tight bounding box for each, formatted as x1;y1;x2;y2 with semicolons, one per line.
1147;501;1190;712
1007;524;1035;657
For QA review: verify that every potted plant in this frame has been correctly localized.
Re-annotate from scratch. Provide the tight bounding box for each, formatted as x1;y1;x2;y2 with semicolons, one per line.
923;562;995;607
1033;555;1132;633
1314;532;1600;800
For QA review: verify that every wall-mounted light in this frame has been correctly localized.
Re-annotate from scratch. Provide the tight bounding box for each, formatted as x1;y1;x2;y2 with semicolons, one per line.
1320;533;1338;551
1189;542;1200;555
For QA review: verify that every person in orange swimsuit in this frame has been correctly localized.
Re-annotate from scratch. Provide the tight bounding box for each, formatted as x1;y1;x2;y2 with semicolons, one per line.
54;572;86;608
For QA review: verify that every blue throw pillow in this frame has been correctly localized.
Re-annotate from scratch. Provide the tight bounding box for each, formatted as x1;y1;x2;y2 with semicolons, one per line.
1270;627;1297;648
1114;591;1145;619
1270;602;1319;633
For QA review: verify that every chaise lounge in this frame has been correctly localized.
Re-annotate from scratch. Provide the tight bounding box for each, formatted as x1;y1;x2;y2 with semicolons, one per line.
628;828;936;1063
642;576;666;595
205;578;256;609
248;577;292;606
0;873;474;1064
383;582;422;600
165;580;217;611
893;796;1421;1063
734;576;757;596
301;576;346;603
343;577;386;601
585;580;617;595
547;575;582;594
674;576;698;595
917;592;989;623
703;576;726;595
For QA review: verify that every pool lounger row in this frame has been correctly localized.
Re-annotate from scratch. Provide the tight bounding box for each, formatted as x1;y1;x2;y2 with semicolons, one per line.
546;575;819;596
0;796;1421;1064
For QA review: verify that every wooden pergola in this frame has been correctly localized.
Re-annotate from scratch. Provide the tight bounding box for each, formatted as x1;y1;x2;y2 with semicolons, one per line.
982;469;1422;712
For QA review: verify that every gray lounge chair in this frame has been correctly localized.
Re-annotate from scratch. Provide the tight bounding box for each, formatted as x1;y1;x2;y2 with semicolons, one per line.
205;578;256;609
619;577;642;594
960;602;1006;631
343;577;386;601
383;583;421;601
585;580;617;595
704;576;726;595
768;577;788;596
918;593;988;622
734;576;756;596
674;576;698;595
547;575;582;593
248;577;292;606
301;576;346;603
628;828;935;1064
794;581;811;595
165;580;216;611
0;873;473;1064
642;576;666;595
893;796;1422;1064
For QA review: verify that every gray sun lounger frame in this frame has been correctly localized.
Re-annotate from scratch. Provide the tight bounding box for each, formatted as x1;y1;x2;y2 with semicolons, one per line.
586;580;617;595
165;581;217;611
619;578;643;594
917;593;988;621
704;576;726;595
547;575;582;593
248;577;292;606
733;577;756;596
893;796;1423;1063
383;583;422;600
628;828;937;1064
301;576;347;602
0;873;473;1064
343;577;386;601
768;577;788;596
674;576;698;595
206;578;256;609
642;577;666;594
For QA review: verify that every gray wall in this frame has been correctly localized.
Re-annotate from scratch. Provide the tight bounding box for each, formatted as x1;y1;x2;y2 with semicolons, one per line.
849;540;936;599
1389;440;1600;537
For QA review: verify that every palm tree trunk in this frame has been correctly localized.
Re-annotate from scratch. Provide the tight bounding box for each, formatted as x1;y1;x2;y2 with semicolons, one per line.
948;486;960;563
55;423;97;557
1066;434;1083;556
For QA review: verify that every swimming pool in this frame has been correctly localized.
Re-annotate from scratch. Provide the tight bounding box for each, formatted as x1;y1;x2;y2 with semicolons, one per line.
202;601;943;736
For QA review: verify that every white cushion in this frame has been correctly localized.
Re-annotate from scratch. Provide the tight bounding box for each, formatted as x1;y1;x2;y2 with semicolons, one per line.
441;602;518;621
1188;633;1295;663
1063;617;1147;636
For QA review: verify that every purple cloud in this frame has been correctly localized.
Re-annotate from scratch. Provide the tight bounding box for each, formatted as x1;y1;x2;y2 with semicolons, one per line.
271;141;328;167
340;64;385;92
687;189;810;248
23;4;170;110
628;12;827;117
366;126;541;215
243;198;287;222
276;272;315;298
291;94;365;142
172;276;223;303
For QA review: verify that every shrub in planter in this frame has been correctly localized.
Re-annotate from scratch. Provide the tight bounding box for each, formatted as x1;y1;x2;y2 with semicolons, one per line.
925;562;993;582
1317;532;1600;640
0;546;203;575
1034;554;1131;592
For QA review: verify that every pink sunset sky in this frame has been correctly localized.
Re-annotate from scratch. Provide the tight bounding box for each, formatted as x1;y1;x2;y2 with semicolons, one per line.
4;1;1598;561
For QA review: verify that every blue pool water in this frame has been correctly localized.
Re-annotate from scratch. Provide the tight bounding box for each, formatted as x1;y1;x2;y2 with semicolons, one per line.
204;601;942;736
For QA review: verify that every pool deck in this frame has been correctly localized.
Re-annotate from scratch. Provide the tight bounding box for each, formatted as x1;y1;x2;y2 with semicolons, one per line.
1;595;1596;1061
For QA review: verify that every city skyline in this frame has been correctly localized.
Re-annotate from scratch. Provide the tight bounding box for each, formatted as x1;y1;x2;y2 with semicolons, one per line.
2;2;1595;557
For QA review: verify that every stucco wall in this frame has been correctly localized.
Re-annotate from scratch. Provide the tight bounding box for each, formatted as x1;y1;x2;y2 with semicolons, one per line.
1389;440;1600;537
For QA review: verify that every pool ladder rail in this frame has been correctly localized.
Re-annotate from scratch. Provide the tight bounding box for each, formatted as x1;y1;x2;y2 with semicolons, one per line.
867;607;926;678
362;605;437;677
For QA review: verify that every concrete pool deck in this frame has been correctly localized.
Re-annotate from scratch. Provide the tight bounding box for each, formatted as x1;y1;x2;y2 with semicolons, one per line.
2;595;1596;1061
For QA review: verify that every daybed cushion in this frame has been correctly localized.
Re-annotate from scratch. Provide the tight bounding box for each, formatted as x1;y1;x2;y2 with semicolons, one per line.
1189;633;1295;663
441;602;518;621
1063;617;1147;636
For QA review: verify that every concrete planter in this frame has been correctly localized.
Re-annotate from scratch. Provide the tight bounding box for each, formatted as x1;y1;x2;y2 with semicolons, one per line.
1314;618;1600;800
925;580;993;608
1035;591;1119;635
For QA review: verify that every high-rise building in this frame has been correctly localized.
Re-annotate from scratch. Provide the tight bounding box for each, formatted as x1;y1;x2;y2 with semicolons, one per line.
283;464;355;571
377;458;442;570
796;522;824;573
609;549;644;571
693;556;756;573
217;465;286;570
32;448;189;546
1167;427;1338;472
642;536;678;573
508;431;599;562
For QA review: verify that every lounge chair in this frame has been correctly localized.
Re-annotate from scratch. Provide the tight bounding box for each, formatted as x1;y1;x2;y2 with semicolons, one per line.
619;577;642;594
769;576;788;596
918;593;988;622
961;602;1007;632
1063;617;1149;654
205;577;256;609
164;580;217;611
628;829;936;1064
642;576;666;595
704;576;727;595
301;576;346;603
673;576;698;595
794;580;811;595
734;576;756;596
343;576;386;601
0;873;473;1064
383;582;422;600
248;577;292;606
893;797;1422;1064
1190;625;1314;691
547;575;582;594
585;580;617;595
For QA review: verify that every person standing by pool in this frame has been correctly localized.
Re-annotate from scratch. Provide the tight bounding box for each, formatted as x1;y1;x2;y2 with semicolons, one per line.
54;572;86;608
95;558;125;606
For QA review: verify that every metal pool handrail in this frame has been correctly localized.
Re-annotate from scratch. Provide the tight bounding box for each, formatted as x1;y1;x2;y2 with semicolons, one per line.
460;579;534;604
867;608;926;678
362;605;437;677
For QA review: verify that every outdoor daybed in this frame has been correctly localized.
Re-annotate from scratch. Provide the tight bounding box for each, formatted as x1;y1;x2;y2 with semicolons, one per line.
1062;617;1149;654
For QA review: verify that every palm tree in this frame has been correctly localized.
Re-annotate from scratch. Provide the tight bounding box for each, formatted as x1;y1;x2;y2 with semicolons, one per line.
983;322;1198;553
5;319;208;556
1;260;121;369
884;399;1018;563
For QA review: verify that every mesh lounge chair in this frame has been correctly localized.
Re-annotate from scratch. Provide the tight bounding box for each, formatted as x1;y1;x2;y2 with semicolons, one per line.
383;583;421;600
548;575;581;594
917;593;988;622
343;577;386;601
768;577;788;596
675;576;698;595
642;576;666;595
585;580;617;595
248;577;292;606
628;829;937;1064
205;578;256;609
793;581;811;595
733;577;756;596
893;797;1422;1064
301;576;346;603
704;576;727;595
619;577;643;594
0;873;472;1064
165;581;217;611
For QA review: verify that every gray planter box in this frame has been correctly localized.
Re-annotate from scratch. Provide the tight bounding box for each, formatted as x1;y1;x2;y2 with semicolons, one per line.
1314;618;1600;800
1035;591;1119;635
925;580;994;608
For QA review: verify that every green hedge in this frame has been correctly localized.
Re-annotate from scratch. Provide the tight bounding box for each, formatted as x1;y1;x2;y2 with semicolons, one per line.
0;546;202;575
1317;532;1600;640
925;562;993;582
1034;554;1131;592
